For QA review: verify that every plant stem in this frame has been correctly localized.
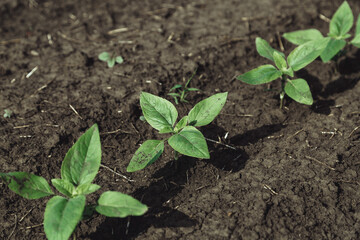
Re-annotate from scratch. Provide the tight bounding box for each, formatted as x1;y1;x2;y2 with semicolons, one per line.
280;75;286;109
174;151;179;161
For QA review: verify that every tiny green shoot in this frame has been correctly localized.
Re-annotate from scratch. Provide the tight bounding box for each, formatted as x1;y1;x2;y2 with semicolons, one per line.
1;124;147;240
283;1;360;63
168;69;200;104
127;92;228;172
3;109;12;118
237;37;329;108
98;52;124;68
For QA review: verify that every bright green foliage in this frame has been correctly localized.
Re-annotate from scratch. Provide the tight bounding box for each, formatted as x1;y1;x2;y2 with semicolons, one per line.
3;109;12;118
168;126;210;159
127;140;164;172
127;92;227;172
283;1;360;62
329;1;353;37
140;92;178;132
284;79;313;105
255;37;285;61
188;92;228;126
283;29;324;45
61;124;101;186
237;37;324;107
236;65;281;85
320;39;347;62
0;172;53;199
168;69;200;104
1;124;147;240
287;38;330;71
98;51;124;68
44;195;86;240
96;191;148;217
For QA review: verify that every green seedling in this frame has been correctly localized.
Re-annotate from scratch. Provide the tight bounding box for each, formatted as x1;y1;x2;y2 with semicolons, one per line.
168;69;200;104
237;37;329;108
127;91;228;172
283;1;360;63
98;51;124;68
3;109;12;118
1;124;147;240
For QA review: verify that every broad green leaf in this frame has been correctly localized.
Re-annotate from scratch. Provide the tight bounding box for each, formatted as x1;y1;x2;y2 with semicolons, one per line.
273;51;287;70
287;38;330;71
174;116;188;132
320;38;347;62
51;179;75;198
283;29;324;45
74;183;100;196
329;1;353;37
284;78;313;105
98;52;110;61
255;37;285;61
44;195;86;240
140;92;178;131
350;34;360;48
115;56;124;64
0;172;53;199
237;65;282;85
127;140;164;172
61;124;102;186
158;126;174;134
282;67;294;77
96;191;148;217
356;14;360;36
107;58;116;68
168;126;209;159
188;92;227;127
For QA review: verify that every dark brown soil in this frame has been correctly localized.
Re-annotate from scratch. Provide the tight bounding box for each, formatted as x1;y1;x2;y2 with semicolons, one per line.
1;0;360;239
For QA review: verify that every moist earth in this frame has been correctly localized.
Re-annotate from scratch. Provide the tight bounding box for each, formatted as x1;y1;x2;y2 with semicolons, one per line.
1;0;360;239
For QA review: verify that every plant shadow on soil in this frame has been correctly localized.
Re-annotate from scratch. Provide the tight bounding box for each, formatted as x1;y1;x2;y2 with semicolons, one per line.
88;124;252;239
88;157;198;239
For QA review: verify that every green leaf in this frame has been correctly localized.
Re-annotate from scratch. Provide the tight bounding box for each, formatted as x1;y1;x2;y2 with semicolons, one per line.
96;191;148;217
168;93;181;97
273;51;287;70
282;67;294;78
107;58;116;68
115;56;124;64
287;37;330;71
355;14;360;36
158;126;174;134
283;29;324;45
127;140;164;172
44;195;86;240
168;126;209;159
61;124;102;186
320;38;347;62
284;78;313;105
140;92;178;131
0;172;53;199
351;34;360;47
237;65;282;85
74;183;100;196
187;88;200;91
170;84;183;91
188;92;227;127
98;52;110;61
51;179;75;198
255;37;285;61
174;116;188;132
329;1;353;37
